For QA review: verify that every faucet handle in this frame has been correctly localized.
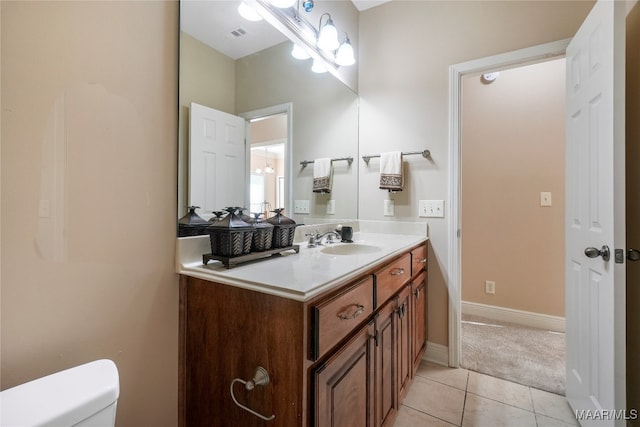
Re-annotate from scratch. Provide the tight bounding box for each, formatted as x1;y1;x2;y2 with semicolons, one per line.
305;233;317;248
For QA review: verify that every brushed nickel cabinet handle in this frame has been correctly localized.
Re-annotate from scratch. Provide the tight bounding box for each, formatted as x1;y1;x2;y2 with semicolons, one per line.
390;267;405;276
419;258;427;263
337;304;365;320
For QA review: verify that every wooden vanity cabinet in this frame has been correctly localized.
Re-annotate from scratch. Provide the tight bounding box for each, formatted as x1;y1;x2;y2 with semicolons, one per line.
411;247;428;374
313;321;376;427
375;297;398;427
179;243;428;427
396;284;412;401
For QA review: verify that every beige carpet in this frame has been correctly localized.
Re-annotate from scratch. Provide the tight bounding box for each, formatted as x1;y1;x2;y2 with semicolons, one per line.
460;314;565;396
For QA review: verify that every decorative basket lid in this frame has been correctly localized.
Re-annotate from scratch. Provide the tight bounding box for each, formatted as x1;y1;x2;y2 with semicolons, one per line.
209;211;226;222
210;207;253;230
178;206;209;227
266;208;296;226
251;212;274;229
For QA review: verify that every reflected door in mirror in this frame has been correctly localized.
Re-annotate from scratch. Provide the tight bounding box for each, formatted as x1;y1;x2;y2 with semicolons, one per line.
189;102;246;215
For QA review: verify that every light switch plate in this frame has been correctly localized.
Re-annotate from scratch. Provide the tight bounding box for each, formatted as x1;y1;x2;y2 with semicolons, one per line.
294;199;310;214
419;200;444;218
384;199;395;217
326;199;336;215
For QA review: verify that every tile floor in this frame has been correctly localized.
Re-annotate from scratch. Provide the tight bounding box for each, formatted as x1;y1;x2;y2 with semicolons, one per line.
394;362;578;427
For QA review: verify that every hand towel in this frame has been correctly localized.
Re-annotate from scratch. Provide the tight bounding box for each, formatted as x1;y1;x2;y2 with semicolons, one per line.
313;158;333;193
379;151;404;191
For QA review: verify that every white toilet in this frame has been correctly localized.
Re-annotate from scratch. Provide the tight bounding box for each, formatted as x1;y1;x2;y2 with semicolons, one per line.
0;359;119;426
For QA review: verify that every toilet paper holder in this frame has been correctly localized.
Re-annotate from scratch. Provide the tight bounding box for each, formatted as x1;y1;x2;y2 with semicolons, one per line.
230;366;275;421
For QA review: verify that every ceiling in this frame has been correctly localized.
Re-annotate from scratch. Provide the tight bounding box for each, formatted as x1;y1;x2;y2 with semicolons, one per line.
180;0;391;60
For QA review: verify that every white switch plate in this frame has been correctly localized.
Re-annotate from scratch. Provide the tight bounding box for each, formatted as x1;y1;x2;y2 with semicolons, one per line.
418;200;444;218
326;199;336;215
294;199;310;214
39;199;50;218
540;192;552;207
384;199;395;217
485;280;496;294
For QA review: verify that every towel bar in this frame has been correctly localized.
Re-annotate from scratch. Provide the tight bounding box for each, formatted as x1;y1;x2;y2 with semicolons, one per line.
362;149;430;165
300;156;353;167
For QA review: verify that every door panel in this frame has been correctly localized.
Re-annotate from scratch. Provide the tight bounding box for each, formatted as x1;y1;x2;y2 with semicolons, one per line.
565;0;626;423
189;102;246;214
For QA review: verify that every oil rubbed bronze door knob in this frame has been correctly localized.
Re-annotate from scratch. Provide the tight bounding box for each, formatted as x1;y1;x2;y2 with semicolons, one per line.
585;245;611;262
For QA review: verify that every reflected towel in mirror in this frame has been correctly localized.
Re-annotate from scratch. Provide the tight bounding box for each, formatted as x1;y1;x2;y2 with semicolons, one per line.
313;158;333;193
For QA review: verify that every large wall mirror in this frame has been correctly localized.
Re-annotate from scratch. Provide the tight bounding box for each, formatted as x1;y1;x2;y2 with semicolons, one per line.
178;0;359;232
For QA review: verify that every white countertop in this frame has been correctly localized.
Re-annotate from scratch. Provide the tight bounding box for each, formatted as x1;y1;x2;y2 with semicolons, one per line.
176;230;427;301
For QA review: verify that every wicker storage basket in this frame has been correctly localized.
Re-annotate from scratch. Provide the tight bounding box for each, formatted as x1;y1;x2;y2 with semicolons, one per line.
208;208;254;257
266;208;297;248
250;213;274;252
178;206;211;237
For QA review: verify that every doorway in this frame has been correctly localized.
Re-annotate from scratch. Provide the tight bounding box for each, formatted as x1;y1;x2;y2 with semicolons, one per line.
241;103;292;219
458;59;567;394
447;39;571;369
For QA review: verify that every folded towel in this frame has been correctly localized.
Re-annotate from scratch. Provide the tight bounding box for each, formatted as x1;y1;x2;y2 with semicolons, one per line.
379;151;403;191
313;158;333;193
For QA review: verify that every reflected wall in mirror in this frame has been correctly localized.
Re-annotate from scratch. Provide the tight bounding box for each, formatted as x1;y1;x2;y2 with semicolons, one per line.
178;0;359;233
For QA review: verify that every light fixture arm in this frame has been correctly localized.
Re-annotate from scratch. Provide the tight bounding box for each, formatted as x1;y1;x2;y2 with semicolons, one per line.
318;12;332;29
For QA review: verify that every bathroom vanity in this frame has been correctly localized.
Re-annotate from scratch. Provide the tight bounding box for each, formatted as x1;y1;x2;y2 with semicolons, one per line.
177;231;428;427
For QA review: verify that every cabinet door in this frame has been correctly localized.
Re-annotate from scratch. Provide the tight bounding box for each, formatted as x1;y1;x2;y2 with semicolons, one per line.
396;285;412;400
314;322;375;427
375;298;398;427
412;271;428;374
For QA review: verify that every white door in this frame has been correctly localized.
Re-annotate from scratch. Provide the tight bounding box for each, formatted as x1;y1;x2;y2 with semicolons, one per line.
189;102;246;215
565;1;625;424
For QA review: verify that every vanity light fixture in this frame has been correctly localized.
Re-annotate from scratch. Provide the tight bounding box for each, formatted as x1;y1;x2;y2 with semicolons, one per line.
317;13;339;52
269;0;297;8
311;58;328;73
238;1;263;21
291;43;311;60
335;34;355;66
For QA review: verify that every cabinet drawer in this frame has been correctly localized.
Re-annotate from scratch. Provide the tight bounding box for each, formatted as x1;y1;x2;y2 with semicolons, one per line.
411;245;427;277
311;276;374;360
375;253;411;307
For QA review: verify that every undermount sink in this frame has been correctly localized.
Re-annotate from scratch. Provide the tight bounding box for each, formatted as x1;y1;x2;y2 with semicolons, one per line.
320;244;382;256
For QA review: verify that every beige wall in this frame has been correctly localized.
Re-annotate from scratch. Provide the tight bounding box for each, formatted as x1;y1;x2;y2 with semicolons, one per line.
178;32;235;218
1;2;179;427
461;59;566;317
626;0;640;421
236;41;359;221
359;0;594;346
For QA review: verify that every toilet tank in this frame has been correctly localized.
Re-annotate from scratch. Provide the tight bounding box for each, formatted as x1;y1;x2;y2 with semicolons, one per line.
0;359;119;427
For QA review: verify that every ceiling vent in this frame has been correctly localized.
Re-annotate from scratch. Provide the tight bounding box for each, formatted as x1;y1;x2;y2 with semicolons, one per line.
230;28;247;37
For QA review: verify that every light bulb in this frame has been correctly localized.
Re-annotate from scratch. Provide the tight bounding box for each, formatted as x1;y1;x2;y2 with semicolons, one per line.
311;59;328;74
317;19;339;52
238;1;263;21
269;0;296;8
335;40;355;66
291;44;310;60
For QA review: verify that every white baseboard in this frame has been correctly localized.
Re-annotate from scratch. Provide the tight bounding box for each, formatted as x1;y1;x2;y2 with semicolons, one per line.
462;301;565;332
423;341;449;366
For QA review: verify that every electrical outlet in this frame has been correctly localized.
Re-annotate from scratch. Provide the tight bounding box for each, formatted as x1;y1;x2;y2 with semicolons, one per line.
485;280;496;295
384;199;395;216
419;200;445;218
540;192;552;207
326;199;336;215
294;199;310;214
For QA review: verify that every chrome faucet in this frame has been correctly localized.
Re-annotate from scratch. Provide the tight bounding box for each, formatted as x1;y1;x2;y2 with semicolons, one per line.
316;230;341;245
305;229;341;247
